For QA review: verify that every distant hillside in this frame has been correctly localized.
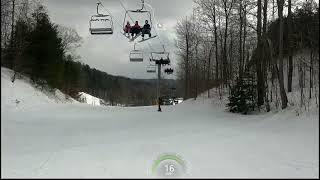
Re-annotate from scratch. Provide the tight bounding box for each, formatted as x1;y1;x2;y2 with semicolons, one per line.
133;78;182;98
137;79;177;86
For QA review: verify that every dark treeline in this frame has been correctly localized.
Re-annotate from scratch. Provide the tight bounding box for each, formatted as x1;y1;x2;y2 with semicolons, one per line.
1;0;176;106
176;0;319;114
268;4;319;56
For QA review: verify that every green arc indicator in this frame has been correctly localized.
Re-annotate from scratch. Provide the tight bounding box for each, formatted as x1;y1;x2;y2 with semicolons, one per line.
152;153;186;175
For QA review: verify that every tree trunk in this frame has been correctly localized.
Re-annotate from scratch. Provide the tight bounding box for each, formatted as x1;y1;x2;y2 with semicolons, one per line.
243;3;247;73
263;0;270;111
287;0;293;92
223;16;228;85
207;46;213;98
256;0;265;107
218;15;224;83
299;61;304;108
288;56;293;92
222;0;233;85
239;0;243;78
309;50;313;99
11;0;15;45
185;17;190;99
277;0;288;109
263;0;268;34
229;29;234;81
213;3;219;81
194;43;199;100
271;68;274;102
272;0;275;20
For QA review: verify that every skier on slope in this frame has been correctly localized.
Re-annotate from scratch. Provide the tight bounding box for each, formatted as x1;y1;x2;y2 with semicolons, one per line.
158;97;162;112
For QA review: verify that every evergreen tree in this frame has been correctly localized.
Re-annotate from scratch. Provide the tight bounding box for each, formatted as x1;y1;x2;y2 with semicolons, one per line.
227;72;257;114
27;5;64;88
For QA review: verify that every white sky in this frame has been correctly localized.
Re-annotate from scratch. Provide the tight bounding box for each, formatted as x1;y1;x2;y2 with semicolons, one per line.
43;0;195;79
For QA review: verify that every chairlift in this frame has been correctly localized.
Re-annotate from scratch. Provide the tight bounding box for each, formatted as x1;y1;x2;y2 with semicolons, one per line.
150;51;170;60
150;45;170;62
130;43;144;62
146;65;156;73
150;52;170;65
164;68;174;74
89;2;113;35
123;0;154;41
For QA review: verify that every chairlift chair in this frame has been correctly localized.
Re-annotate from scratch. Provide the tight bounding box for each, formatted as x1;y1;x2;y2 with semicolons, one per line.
164;68;174;74
150;51;170;64
89;3;114;35
123;0;152;27
150;45;170;61
146;65;156;73
130;43;144;62
123;0;154;41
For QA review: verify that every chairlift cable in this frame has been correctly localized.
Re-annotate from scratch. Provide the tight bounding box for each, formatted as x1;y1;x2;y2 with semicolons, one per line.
97;0;125;32
137;1;167;54
119;0;135;24
94;1;128;40
143;2;166;50
147;41;154;52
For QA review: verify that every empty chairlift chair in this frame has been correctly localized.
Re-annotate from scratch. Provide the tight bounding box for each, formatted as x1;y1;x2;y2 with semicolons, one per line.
150;50;170;65
89;3;114;35
130;43;144;62
146;65;156;73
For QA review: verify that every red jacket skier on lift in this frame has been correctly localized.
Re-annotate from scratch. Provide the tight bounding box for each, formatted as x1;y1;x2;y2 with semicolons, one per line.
131;21;141;37
123;21;131;36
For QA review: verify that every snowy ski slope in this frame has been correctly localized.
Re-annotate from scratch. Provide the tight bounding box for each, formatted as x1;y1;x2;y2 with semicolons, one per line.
1;67;319;178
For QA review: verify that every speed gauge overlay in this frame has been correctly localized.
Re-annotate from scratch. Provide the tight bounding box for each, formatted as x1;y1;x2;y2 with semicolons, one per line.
152;153;187;177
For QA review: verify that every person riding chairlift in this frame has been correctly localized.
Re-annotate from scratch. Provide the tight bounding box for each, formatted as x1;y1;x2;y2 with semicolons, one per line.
131;21;141;38
123;21;131;36
142;20;151;39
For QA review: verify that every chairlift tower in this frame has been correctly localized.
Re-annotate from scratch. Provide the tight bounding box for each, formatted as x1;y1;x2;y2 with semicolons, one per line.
150;50;172;112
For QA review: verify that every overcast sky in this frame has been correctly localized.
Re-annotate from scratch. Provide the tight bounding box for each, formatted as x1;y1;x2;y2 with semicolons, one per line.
42;0;195;79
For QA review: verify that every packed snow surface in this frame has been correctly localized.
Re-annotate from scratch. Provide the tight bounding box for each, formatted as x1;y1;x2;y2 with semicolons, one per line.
1;67;319;178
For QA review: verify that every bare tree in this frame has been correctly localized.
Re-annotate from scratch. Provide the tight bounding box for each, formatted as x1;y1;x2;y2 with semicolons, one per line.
276;0;288;109
239;0;244;77
57;25;83;54
256;0;264;106
176;17;193;99
287;0;293;92
222;0;235;85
